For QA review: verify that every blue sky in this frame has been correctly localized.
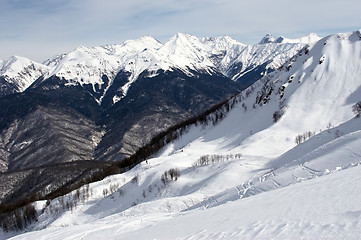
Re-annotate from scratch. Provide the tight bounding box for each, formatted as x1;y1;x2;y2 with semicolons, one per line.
0;0;360;62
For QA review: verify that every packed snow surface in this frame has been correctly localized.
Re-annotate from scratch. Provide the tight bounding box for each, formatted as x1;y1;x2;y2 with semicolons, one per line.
2;30;361;239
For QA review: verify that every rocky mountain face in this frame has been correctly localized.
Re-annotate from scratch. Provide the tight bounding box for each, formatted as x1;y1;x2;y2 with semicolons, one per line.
0;33;320;204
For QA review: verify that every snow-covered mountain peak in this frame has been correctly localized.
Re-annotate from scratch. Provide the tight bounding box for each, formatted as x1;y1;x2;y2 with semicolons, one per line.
162;33;204;55
116;36;163;53
303;32;322;42
43;53;67;68
202;35;246;52
171;32;197;41
158;33;215;70
0;55;49;92
1;55;28;71
333;29;361;42
42;36;164;90
259;34;277;44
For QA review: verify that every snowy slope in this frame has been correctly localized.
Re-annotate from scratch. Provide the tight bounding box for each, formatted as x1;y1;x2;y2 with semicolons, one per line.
0;56;49;92
9;157;361;239
4;30;361;240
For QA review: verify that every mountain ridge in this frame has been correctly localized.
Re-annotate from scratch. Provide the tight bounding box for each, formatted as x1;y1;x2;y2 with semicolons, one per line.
1;33;319;103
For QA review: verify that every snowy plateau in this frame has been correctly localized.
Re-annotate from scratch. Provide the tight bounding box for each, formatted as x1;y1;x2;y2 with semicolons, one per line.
1;30;361;239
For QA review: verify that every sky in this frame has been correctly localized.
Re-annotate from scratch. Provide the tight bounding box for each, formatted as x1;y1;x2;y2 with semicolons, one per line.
0;0;360;62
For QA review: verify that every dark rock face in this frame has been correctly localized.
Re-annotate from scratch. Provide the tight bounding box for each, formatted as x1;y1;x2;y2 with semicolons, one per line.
228;61;275;88
96;69;241;161
0;77;17;97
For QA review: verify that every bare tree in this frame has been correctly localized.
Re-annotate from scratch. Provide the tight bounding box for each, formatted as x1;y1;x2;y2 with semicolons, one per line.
352;101;361;117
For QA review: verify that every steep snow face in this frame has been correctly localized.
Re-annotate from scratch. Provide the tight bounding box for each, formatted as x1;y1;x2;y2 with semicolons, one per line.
201;35;246;74
0;56;49;92
157;33;215;72
226;42;305;81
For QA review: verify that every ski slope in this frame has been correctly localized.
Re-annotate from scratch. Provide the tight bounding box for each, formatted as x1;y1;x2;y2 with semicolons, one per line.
5;117;361;240
12;161;360;240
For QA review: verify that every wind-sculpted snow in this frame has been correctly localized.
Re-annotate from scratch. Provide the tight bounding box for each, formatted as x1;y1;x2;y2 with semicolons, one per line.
188;117;361;210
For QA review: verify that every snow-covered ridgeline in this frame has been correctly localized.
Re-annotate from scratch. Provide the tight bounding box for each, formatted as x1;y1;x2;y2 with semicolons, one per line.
259;33;321;44
1;32;321;102
42;32;320;102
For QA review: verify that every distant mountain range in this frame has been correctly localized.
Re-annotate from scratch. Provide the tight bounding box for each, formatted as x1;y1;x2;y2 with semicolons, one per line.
0;32;321;207
0;33;320;99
